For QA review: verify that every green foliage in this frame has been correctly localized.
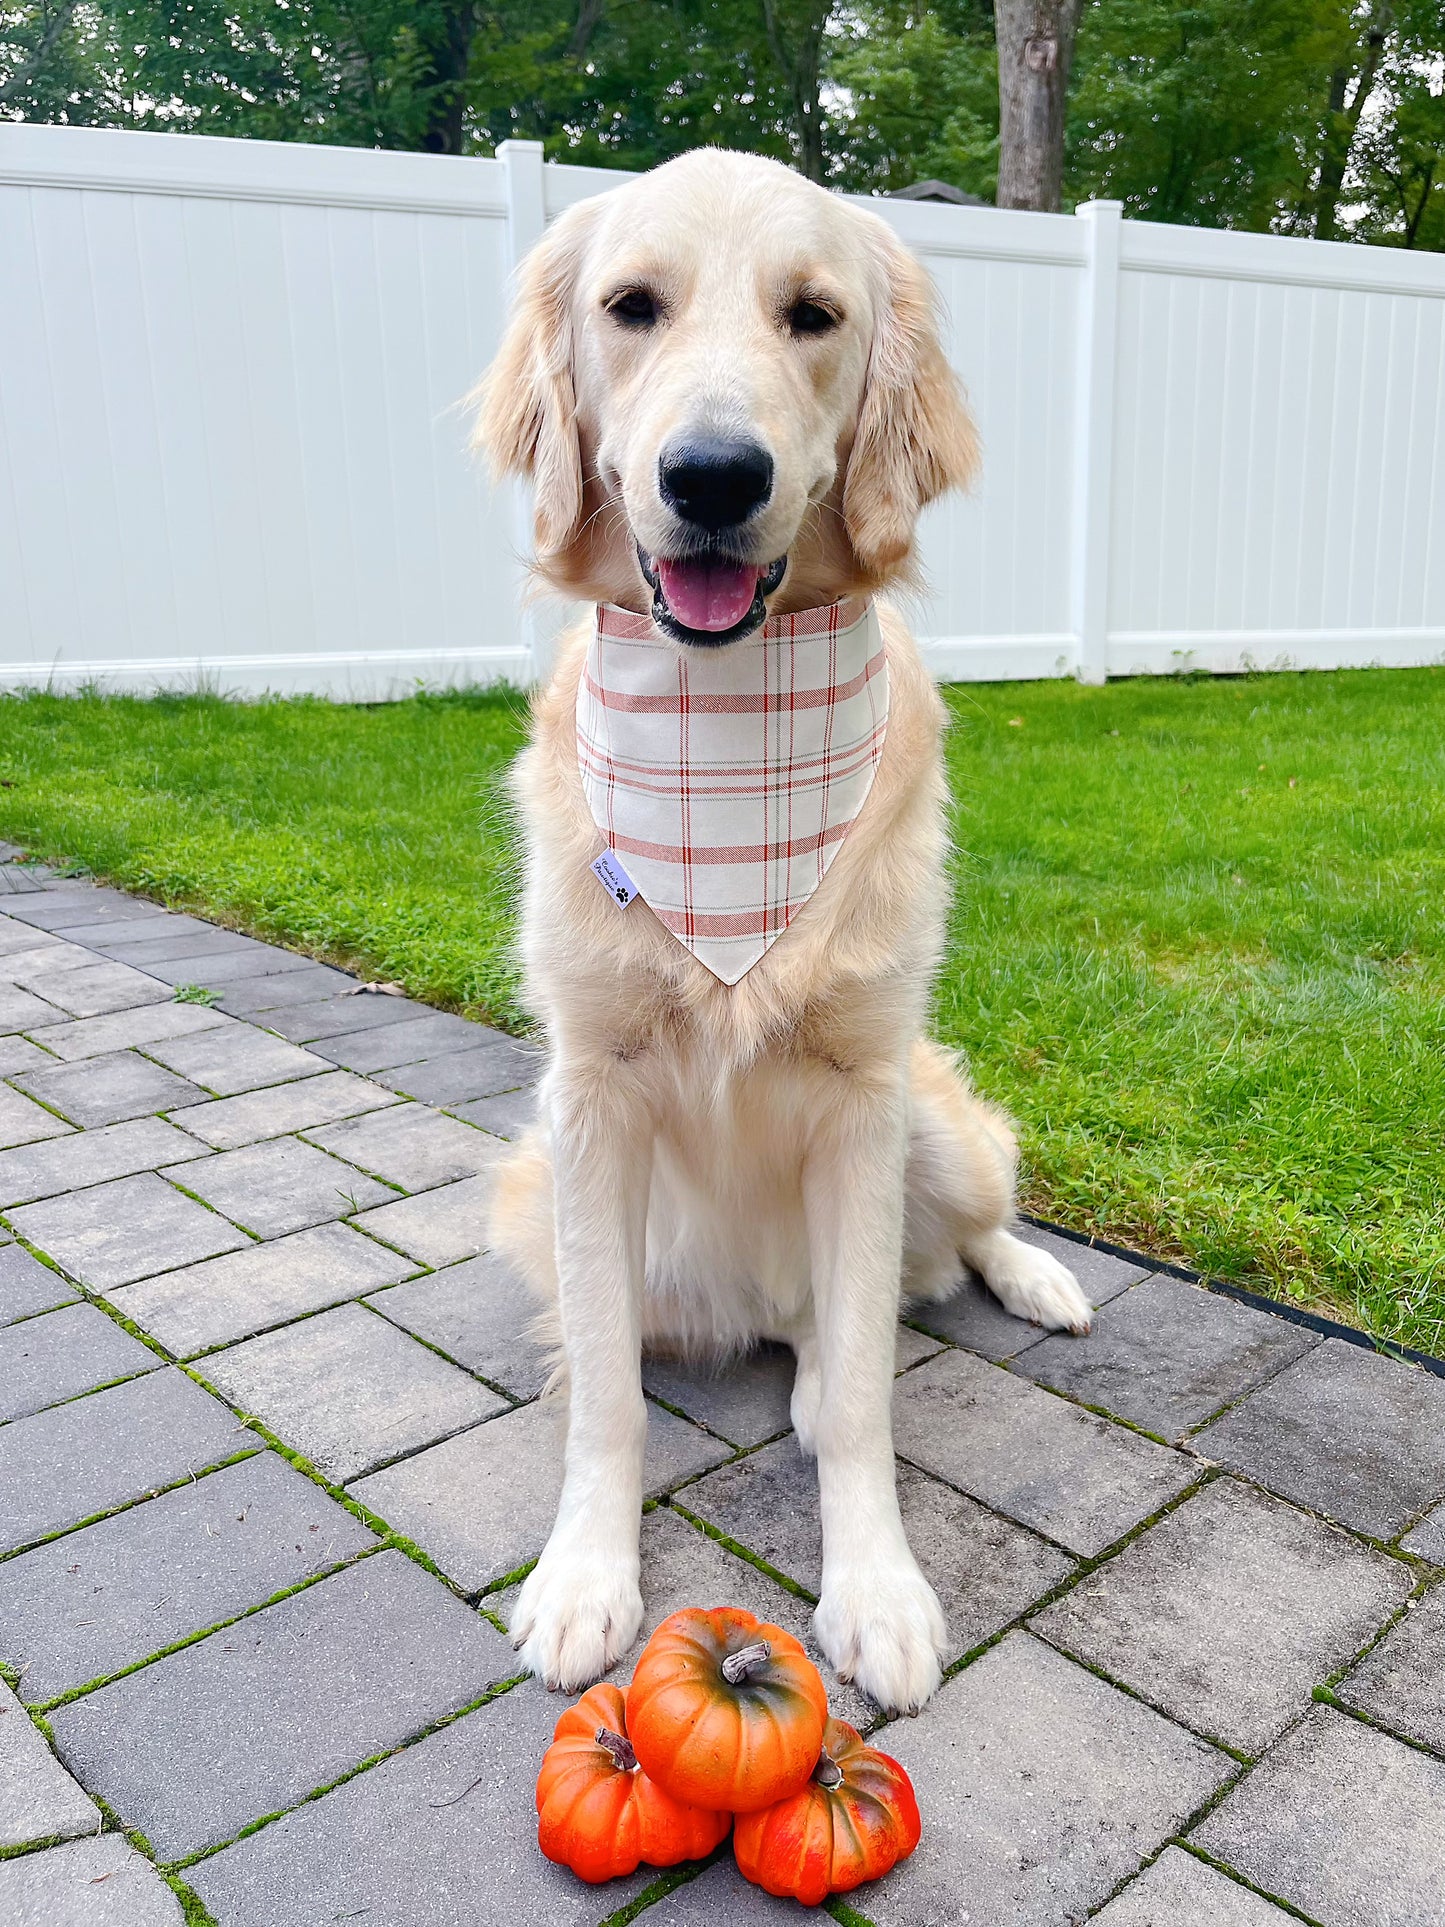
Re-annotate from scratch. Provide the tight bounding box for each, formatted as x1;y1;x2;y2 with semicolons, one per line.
1360;69;1445;248
123;0;472;148
833;3;1000;198
1065;0;1445;242
1065;0;1341;226
2;670;1444;1353
0;0;808;161
172;983;222;1005
471;0;799;169
1346;0;1445;248
0;1;111;124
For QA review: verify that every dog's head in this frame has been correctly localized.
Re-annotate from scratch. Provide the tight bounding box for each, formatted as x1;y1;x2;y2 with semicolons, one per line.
476;149;978;645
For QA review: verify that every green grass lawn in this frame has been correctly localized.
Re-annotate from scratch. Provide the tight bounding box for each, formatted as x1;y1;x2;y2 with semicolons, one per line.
2;669;1442;1353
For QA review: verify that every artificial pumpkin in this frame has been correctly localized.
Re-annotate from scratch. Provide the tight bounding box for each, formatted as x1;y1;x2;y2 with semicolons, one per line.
627;1606;828;1813
734;1716;922;1904
535;1681;732;1883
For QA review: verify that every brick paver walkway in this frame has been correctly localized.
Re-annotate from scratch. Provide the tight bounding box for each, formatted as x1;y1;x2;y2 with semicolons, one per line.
2;850;1443;1926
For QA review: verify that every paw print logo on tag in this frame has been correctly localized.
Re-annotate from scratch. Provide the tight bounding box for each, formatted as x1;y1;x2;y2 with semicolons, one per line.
590;850;638;907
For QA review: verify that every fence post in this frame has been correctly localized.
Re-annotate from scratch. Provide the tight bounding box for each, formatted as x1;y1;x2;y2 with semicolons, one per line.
499;138;546;271
1070;199;1122;686
498;140;549;680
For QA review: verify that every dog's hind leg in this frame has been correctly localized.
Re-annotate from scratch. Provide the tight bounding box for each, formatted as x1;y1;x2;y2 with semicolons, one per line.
904;1039;1092;1335
780;1310;822;1455
487;1126;564;1368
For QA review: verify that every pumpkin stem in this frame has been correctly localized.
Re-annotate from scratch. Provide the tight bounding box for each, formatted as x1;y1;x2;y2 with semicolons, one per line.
595;1727;638;1773
815;1747;845;1790
720;1640;773;1685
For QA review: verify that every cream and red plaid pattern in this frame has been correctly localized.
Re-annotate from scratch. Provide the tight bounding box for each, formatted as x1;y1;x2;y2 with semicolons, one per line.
577;596;888;984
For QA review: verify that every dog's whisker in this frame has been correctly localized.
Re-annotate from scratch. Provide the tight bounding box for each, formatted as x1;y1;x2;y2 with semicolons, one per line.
572;487;627;548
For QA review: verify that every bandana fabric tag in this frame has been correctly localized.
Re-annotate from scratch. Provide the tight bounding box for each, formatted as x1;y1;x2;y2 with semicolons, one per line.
590;849;639;907
577;597;888;984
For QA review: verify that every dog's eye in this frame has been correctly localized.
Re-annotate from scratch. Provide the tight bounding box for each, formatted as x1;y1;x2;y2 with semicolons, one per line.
607;288;658;327
788;299;840;337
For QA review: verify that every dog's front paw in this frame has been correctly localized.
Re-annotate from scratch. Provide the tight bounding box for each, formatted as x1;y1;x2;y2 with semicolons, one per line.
982;1231;1093;1335
814;1558;946;1716
511;1541;643;1691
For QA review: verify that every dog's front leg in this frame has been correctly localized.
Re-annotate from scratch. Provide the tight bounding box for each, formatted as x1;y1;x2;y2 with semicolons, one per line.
804;1069;947;1715
510;1055;651;1690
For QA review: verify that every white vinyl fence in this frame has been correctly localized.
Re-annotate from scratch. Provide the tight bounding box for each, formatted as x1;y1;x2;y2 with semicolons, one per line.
2;123;1443;696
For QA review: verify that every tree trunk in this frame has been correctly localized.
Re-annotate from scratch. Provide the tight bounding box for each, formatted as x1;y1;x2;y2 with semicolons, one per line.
418;3;479;155
1401;158;1436;248
759;0;829;182
791;50;825;182
569;0;607;60
0;0;77;106
995;0;1081;211
1313;6;1391;241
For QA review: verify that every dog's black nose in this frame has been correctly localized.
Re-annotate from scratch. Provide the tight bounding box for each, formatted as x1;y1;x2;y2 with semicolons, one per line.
659;438;773;530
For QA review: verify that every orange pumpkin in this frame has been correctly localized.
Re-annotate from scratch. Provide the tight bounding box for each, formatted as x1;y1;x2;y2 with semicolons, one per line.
734;1717;922;1904
535;1681;731;1883
627;1606;828;1813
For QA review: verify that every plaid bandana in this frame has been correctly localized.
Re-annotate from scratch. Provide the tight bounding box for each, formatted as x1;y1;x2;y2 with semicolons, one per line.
577;597;888;984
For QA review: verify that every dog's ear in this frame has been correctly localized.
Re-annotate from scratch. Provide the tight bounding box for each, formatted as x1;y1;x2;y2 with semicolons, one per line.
473;202;597;561
843;217;980;576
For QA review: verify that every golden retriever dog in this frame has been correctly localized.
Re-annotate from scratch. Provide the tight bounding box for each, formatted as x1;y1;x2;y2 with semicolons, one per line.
476;148;1091;1715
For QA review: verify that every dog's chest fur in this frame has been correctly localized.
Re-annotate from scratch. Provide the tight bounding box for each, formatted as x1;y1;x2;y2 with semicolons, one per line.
512;604;951;1078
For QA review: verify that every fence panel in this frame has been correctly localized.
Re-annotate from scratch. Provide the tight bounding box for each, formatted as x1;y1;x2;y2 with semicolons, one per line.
1;124;1443;695
1108;221;1445;674
0;128;525;694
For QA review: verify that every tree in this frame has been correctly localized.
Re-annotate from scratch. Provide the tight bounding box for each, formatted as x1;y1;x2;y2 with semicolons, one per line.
757;0;831;179
0;0;438;146
994;0;1080;208
832;0;1000;197
0;1;126;122
1066;0;1338;229
0;0;76;109
415;2;482;153
1312;0;1393;237
469;0;799;169
1345;0;1445;246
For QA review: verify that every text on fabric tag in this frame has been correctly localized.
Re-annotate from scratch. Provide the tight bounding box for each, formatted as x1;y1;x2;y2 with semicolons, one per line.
590;850;639;907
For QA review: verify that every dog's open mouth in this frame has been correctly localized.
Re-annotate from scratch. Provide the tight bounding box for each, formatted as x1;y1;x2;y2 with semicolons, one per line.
637;545;787;646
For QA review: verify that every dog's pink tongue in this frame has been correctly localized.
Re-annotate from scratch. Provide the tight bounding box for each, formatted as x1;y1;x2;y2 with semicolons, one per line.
657;558;761;633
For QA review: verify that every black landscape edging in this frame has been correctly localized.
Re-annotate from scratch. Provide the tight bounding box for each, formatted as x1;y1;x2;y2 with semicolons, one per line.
1023;1213;1445;1381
